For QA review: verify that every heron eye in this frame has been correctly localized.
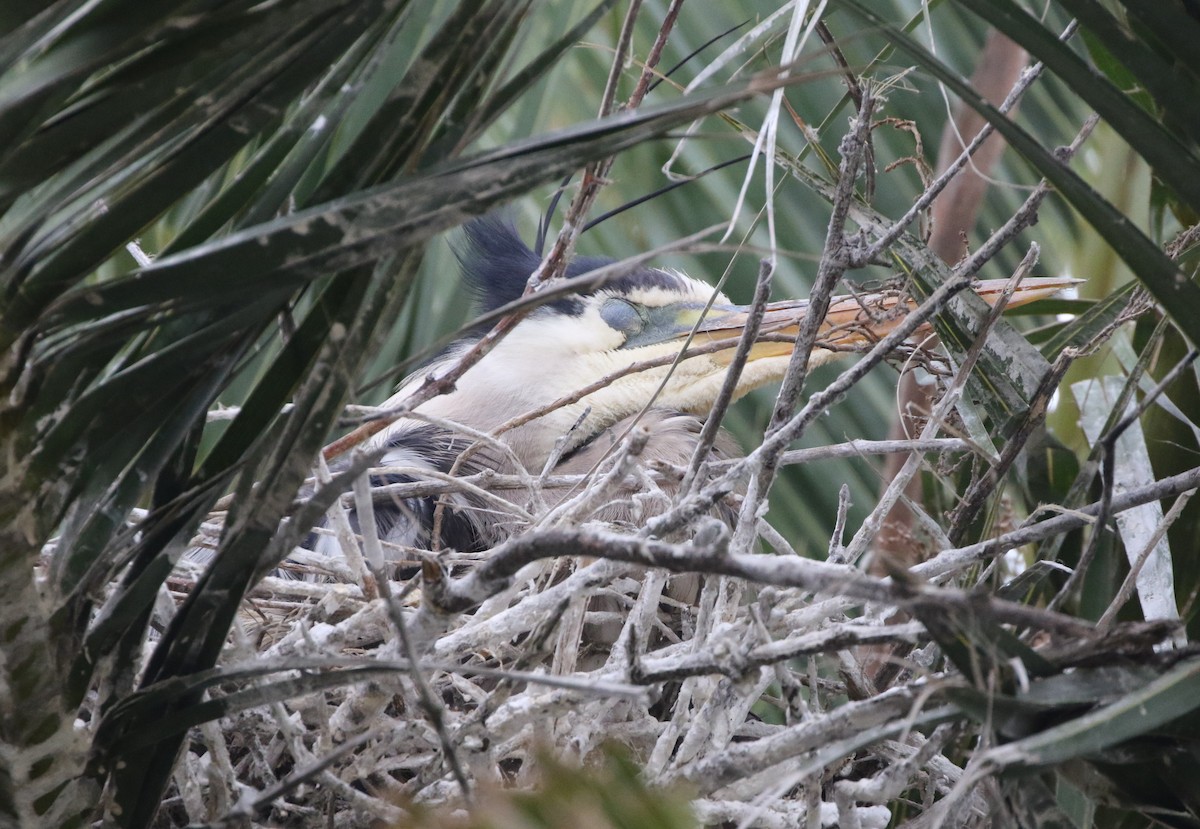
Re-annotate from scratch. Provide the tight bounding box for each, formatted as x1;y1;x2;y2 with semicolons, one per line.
600;298;646;337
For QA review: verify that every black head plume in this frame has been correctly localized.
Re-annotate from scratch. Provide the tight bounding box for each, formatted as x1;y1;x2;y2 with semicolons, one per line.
455;216;687;318
455;216;612;316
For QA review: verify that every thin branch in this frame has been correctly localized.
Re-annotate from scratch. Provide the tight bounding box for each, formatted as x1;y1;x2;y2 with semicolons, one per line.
633;621;926;684
681;258;775;495
628;0;686;105
769;87;876;435
916;464;1200;582
353;473;472;801
827;484;853;563
318;454;378;600
955;114;1099;279
814;20;863;109
1097;489;1196;633
730;88;877;554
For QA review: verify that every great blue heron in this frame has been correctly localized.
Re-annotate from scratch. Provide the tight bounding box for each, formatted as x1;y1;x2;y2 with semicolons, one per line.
316;217;1070;564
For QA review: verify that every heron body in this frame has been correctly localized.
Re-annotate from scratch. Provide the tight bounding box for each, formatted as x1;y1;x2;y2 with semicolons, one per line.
323;217;1073;561
349;217;756;556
